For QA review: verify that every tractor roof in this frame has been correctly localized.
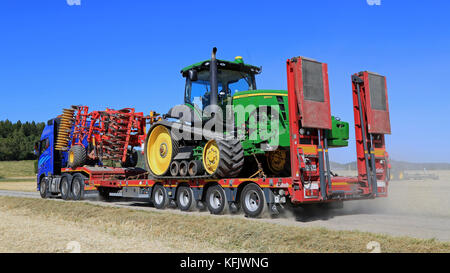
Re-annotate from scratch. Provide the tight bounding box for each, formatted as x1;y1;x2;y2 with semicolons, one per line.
180;57;261;77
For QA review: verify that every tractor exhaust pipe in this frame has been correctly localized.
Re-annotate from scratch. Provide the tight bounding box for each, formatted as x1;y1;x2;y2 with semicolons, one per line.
209;47;218;107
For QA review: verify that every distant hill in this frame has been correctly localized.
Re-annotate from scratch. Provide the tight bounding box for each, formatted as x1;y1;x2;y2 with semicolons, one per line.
330;160;450;171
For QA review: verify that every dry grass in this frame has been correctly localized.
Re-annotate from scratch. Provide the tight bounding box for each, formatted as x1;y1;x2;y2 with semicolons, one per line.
0;182;36;192
0;196;448;253
0;160;35;178
0;161;36;192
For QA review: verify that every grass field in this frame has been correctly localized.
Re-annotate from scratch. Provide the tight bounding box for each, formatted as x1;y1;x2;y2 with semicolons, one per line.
0;160;35;192
0;196;449;253
0;160;35;178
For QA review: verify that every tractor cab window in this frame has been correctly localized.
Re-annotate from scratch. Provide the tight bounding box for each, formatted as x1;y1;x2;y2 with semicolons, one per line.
185;69;256;110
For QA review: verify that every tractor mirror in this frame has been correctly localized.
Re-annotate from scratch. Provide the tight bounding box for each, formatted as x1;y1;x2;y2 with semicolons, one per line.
188;69;198;82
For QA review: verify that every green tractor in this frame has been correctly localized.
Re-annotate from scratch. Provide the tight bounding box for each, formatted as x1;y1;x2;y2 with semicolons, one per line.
144;48;349;178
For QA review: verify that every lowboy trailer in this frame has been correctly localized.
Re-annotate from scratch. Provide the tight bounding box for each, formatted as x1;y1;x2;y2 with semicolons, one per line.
35;53;391;218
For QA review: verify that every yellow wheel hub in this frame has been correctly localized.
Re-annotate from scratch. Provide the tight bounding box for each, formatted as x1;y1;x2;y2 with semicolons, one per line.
267;150;287;173
146;125;173;175
69;151;74;164
203;140;220;175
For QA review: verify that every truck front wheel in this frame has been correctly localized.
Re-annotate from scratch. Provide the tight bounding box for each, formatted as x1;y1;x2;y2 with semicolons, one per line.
39;176;49;199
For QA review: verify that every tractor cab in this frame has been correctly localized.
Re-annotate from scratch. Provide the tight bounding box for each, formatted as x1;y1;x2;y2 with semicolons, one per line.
181;56;261;111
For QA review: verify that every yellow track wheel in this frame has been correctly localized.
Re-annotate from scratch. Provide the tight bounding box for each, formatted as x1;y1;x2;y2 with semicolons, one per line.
203;140;220;175
146;125;176;176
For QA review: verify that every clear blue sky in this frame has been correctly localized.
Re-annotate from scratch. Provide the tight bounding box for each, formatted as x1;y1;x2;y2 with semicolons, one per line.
0;0;449;163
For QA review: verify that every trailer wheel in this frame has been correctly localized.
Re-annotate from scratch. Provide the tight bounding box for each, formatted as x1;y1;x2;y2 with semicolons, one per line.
71;174;85;201
241;183;267;218
60;174;72;200
206;185;229;215
176;186;195;211
39;176;49;199
152;184;169;209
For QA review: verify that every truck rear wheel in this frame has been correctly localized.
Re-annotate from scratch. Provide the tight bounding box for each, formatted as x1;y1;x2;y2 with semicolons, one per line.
241;183;267;218
152;184;169;209
68;145;86;168
60;174;72;200
176;186;195;211
206;185;229;215
71;174;85;201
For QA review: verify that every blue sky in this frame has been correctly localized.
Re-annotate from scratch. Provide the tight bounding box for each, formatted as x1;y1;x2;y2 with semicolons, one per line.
0;0;449;163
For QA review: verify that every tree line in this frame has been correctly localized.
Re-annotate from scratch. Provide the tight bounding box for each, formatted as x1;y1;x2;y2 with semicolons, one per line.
0;120;45;161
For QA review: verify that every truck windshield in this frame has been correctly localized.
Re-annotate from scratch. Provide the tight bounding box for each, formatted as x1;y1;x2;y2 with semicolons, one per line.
185;69;255;109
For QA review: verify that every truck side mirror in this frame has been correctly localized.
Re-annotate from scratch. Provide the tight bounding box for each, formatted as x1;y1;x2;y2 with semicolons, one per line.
34;142;40;156
188;69;198;82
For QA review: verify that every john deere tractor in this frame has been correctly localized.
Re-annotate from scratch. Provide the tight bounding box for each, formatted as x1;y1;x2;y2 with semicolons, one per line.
144;48;348;179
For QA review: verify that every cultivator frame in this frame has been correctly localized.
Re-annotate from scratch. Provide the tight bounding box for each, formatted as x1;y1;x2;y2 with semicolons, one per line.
67;106;147;165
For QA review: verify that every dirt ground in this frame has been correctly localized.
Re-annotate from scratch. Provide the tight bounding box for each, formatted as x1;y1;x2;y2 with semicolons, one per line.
336;170;450;218
0;196;448;253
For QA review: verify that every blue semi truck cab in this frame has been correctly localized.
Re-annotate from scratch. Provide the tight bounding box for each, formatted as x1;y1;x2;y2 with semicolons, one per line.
35;118;67;197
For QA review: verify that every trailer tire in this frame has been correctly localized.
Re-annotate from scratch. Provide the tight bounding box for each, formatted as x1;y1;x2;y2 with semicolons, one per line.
152;184;169;209
176;186;196;211
71;174;85;201
206;185;229;215
60;174;72;200
39;176;49;199
241;183;267;218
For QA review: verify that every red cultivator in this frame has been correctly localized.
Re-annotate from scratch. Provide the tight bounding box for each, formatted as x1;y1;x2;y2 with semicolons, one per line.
68;106;147;167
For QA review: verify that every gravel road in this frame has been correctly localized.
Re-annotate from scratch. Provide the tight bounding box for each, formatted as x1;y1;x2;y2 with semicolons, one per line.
1;171;449;242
